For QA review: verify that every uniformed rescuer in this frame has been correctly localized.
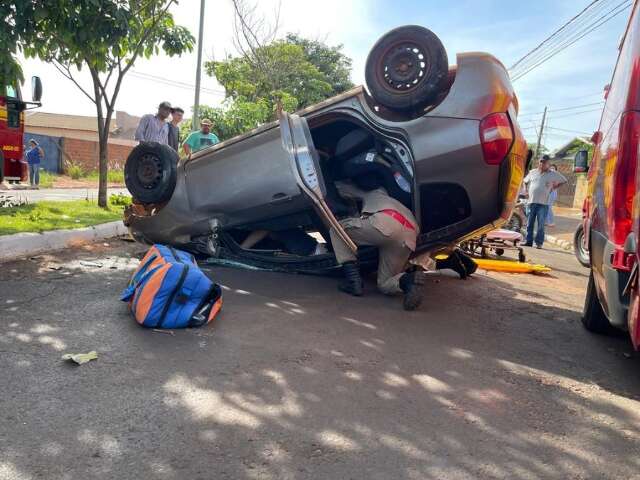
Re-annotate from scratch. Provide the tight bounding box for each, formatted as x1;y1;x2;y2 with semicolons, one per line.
329;181;425;310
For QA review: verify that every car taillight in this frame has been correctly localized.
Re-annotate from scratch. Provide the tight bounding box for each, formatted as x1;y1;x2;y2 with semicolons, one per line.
609;111;640;270
480;113;514;165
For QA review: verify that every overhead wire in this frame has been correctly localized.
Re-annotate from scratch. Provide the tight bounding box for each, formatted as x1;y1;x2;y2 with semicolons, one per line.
510;0;632;81
518;101;605;117
129;71;226;96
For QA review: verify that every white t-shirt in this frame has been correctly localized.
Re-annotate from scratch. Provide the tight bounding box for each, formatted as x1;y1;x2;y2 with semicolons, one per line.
523;168;567;205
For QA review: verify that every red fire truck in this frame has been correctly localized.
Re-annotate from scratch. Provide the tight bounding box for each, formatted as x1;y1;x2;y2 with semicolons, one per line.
0;77;42;183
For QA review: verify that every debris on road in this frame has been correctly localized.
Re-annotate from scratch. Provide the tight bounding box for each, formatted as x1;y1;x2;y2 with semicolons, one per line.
62;351;98;365
79;260;103;268
152;329;175;336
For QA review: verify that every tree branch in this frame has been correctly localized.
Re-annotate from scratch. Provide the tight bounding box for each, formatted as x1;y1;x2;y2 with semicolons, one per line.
121;0;176;76
52;60;96;105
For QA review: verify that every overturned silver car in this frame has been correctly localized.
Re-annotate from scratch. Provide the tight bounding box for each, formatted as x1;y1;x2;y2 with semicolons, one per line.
124;26;527;273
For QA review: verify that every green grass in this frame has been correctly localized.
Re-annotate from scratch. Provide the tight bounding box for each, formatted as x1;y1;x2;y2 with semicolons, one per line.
0;199;125;236
84;170;125;184
38;171;57;188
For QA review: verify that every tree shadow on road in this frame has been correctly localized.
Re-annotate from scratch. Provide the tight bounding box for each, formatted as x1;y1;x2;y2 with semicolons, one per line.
1;247;639;479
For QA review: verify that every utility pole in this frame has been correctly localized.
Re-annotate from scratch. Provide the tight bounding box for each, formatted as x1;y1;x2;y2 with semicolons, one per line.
534;106;548;161
192;0;205;132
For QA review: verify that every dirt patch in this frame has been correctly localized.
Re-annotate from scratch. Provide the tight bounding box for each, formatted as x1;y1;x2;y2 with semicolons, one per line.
51;175;124;189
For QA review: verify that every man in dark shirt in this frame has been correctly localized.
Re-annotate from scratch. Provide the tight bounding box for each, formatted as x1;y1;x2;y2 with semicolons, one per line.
167;107;184;152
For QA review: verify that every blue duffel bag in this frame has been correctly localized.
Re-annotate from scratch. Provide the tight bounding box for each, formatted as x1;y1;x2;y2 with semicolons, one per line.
121;244;222;328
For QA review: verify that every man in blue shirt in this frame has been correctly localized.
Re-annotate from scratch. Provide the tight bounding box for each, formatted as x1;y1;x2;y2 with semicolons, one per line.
26;139;44;189
183;119;220;155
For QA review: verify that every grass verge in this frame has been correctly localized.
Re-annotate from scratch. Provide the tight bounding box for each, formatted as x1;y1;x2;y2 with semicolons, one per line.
0;199;124;236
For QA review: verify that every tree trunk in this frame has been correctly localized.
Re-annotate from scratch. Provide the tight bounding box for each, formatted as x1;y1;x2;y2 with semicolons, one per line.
97;134;109;208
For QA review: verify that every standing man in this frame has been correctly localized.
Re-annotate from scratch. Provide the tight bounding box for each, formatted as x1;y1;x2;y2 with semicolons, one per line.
134;101;171;144
167;107;184;152
183;118;219;155
25;139;44;189
523;155;567;248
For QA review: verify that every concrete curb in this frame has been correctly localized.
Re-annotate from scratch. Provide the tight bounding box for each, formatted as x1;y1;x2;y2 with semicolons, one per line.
0;221;128;262
546;234;574;252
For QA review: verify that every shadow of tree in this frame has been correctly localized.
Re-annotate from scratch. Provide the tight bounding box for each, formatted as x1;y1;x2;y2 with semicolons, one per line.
1;244;639;479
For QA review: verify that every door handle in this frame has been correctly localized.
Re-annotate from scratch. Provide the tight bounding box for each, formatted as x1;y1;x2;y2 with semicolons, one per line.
270;193;292;204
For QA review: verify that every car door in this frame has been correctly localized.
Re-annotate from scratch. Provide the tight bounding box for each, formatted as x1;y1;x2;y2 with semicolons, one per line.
184;121;309;228
280;111;357;254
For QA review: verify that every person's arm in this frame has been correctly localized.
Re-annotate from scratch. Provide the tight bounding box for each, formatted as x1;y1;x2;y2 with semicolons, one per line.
38;147;45;160
134;115;149;142
182;133;193;156
552;172;568;190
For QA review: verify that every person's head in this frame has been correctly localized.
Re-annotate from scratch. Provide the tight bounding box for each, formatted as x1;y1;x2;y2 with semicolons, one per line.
200;118;212;134
550;164;558;172
157;101;172;120
539;154;551;172
29;139;38;148
170;107;184;125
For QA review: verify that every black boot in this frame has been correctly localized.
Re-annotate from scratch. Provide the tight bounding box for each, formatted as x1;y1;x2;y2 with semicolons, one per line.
338;262;363;296
455;249;478;275
436;251;475;279
399;271;425;311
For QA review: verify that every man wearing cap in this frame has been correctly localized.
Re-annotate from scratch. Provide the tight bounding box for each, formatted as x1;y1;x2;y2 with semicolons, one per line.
522;154;567;248
25;139;44;188
167;107;184;152
134;101;171;144
183;119;219;155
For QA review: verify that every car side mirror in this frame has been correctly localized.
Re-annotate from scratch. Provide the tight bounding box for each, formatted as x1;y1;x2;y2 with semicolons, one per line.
574;150;589;173
31;76;42;103
525;148;533;172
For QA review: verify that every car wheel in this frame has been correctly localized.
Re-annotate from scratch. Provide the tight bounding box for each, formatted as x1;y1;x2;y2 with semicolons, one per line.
365;25;448;112
573;224;590;268
582;271;612;334
125;142;178;204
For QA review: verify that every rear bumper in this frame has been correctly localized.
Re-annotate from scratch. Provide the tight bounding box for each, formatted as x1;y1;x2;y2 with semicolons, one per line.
600;239;631;330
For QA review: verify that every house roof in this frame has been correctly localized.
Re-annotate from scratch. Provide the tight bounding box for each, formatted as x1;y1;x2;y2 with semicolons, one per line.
552;136;592;158
24;111;118;133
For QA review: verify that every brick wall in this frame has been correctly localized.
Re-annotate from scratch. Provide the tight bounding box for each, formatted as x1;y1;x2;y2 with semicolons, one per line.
61;137;134;172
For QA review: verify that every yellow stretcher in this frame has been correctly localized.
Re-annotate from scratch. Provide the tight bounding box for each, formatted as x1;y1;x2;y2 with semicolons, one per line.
471;258;551;274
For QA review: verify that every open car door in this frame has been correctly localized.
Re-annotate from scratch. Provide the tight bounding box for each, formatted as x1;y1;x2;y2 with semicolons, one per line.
279;111;357;254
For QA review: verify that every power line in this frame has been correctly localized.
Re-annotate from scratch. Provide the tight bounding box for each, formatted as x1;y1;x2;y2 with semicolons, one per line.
509;0;601;71
129;71;226;96
545;126;594;135
511;0;616;77
547;107;604;119
519;101;605;117
511;0;632;81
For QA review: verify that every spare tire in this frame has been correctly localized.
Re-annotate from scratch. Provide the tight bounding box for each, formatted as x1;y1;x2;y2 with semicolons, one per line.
125;142;178;204
365;25;448;112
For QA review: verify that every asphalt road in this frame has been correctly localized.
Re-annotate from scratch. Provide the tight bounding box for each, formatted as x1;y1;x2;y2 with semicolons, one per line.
1;241;639;479
0;187;129;203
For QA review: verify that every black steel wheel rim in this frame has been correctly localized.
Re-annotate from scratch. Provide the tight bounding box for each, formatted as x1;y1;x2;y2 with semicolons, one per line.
136;153;163;189
377;42;428;93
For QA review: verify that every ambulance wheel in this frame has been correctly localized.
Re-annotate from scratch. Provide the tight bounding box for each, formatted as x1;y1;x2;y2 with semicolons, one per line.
365;25;449;112
125;142;177;204
495;248;504;256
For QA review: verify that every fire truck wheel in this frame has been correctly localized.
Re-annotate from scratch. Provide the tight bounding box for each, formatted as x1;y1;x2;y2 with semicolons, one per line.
125;142;178;204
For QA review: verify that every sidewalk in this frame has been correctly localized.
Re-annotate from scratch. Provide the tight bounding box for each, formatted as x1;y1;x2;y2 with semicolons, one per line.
545;206;581;250
0;187;129;202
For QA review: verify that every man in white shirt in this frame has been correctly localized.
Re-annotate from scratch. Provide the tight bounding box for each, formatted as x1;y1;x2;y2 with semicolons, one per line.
522;155;567;248
134;101;171;144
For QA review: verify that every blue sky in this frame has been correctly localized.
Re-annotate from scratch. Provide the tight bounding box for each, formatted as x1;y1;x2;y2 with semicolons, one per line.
19;0;631;151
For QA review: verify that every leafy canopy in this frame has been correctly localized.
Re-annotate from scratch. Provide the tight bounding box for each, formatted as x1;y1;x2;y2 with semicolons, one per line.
197;35;353;141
